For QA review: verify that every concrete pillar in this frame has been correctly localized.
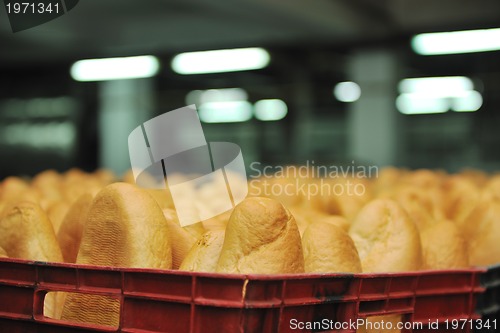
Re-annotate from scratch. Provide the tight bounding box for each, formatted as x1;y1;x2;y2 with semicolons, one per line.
347;50;402;167
98;79;155;176
291;71;314;163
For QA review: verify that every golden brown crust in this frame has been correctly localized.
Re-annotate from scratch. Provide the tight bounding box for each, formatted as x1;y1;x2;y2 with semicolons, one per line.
61;183;172;326
0;176;29;201
179;230;225;272
46;201;70;235
57;193;94;263
162;208;198;269
420;220;469;269
392;187;436;230
349;199;422;272
289;207;350;235
216;197;304;274
302;222;362;273
0;201;63;262
0;201;64;318
0;246;7;258
74;182;172;268
461;194;500;266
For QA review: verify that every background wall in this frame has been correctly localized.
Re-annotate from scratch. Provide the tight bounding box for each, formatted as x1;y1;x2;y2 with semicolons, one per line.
0;0;499;177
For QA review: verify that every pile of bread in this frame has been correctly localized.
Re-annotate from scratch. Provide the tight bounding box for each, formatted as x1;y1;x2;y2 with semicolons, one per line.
0;167;499;328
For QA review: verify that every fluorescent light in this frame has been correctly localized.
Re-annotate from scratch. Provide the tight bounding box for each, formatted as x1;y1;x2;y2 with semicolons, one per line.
71;56;159;81
397;76;482;115
397;90;483;115
396;93;449;115
399;76;473;97
186;88;248;106
200;88;247;104
254;99;288;121
198;101;252;123
333;81;361;102
452;90;482;112
412;28;500;55
171;48;270;74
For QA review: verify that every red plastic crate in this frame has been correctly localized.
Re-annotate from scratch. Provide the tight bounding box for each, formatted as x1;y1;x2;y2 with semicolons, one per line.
0;258;486;333
476;264;500;331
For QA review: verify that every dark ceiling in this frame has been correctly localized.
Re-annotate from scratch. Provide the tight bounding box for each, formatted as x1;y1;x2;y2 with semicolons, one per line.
1;0;499;67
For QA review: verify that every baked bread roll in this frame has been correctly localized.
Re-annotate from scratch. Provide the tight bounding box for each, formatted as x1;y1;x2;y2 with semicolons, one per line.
0;176;29;201
57;193;94;263
392;188;436;230
162;208;199;269
443;176;480;224
145;189;175;210
302;221;362;273
420;220;468;269
47;201;70;235
248;175;303;207
403;169;442;189
216;197;304;274
287;208;312;235
374;167;404;195
0;246;7;258
290;207;350;235
0;202;64;318
94;169;116;185
0;201;63;262
202;210;231;231
304;178;369;222
349;199;422;272
461;194;500;266
179;230;225;272
61;183;172;327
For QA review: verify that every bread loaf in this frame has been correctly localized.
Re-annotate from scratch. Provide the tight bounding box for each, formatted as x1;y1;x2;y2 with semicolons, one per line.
461;193;500;266
0;202;64;318
216;197;304;274
179;230;225;272
47;201;70;235
61;183;172;326
162;208;199;269
349;199;422;272
420;220;468;269
0;246;7;258
57;193;94;263
302;221;361;273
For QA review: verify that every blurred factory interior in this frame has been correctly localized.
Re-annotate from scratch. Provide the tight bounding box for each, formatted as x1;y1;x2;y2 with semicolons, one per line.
1;0;500;178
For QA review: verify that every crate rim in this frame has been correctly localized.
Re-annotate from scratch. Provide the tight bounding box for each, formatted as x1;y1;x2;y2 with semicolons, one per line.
0;257;487;280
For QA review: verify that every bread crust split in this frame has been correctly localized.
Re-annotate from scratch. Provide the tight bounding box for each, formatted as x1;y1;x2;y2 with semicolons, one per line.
180;230;225;272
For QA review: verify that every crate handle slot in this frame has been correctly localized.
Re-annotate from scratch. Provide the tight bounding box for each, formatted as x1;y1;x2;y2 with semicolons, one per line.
35;289;121;330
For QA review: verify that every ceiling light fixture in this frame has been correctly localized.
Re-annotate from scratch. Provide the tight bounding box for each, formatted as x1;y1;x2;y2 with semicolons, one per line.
254;99;288;121
399;76;473;97
171;48;270;75
70;56;160;81
198;101;253;123
333;82;361;102
412;28;500;55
